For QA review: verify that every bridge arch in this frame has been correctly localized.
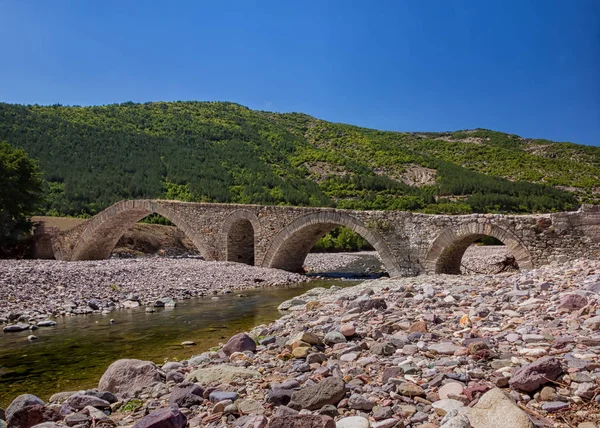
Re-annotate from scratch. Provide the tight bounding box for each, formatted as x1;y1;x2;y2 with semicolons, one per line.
261;212;402;277
221;210;261;265
425;222;533;274
69;200;213;261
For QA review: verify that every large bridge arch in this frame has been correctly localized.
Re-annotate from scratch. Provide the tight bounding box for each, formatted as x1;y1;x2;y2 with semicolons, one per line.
424;222;534;274
260;212;402;277
220;210;261;265
69;200;214;261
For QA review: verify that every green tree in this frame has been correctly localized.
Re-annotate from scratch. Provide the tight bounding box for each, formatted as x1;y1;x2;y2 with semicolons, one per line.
0;142;44;246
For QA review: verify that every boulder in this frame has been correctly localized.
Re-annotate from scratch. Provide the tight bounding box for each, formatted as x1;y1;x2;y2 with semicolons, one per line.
289;377;346;410
222;333;256;356
6;395;45;423
508;356;562;392
6;405;59;428
466;388;533;428
347;298;387;313
98;359;162;396
132;407;186;428
187;365;260;384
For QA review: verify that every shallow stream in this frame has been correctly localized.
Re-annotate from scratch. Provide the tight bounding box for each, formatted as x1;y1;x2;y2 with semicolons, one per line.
0;279;355;406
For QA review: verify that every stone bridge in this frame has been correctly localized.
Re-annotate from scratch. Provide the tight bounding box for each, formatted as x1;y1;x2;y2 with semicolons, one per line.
49;200;600;277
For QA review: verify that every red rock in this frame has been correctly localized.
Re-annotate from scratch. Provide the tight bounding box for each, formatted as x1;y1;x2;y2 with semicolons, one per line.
558;294;588;310
266;414;335;428
222;333;256;356
132;407;187;428
508;356;563;392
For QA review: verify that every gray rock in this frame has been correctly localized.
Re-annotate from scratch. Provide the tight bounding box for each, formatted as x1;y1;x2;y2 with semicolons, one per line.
209;390;238;403
66;394;110;410
289;377;346;410
336;416;370;428
98;359;162;396
187;365;260;384
323;331;346;346
36;320;57;327
466;388;533;428
2;324;30;333
541;401;569;412
347;394;374;411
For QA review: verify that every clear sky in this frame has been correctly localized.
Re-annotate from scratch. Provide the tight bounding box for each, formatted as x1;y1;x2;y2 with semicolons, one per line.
1;1;598;146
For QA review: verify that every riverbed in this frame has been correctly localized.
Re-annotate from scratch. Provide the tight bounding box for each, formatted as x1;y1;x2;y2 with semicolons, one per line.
0;279;355;406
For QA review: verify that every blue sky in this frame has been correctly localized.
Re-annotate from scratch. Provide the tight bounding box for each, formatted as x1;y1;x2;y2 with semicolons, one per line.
1;1;598;146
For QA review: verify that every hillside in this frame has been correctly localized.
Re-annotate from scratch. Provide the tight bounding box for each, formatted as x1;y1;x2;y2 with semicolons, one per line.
1;101;598;217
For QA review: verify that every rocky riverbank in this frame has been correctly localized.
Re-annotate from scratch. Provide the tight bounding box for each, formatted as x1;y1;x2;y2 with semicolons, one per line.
3;259;599;427
0;259;307;323
0;247;513;324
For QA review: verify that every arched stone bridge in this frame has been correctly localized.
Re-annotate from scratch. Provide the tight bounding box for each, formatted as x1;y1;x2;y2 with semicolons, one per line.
50;200;600;277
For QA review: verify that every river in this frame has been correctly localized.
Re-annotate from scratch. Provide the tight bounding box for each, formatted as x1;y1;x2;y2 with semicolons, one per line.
0;278;357;407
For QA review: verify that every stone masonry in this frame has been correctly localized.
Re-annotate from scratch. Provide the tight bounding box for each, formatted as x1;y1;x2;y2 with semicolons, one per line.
50;200;600;277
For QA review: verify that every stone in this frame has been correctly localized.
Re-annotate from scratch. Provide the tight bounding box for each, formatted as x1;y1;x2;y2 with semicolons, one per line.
575;382;597;399
583;315;600;330
541;401;569;412
64;413;91;427
6;405;59;428
324;331;347;346
508;356;563;392
339;324;355;337
232;415;268;427
466;388;533;428
348;298;387;313
237;399;265;415
335;416;370;428
2;324;30;333
169;383;204;407
267;415;335;428
36;320;57;327
429;342;459;355
539;386;557;401
438;382;464;399
432;399;464;416
292;332;322;345
558;294;588;310
266;388;294;406
132;407;187;428
289;377;346;410
347;394;374;411
187;365;260;384
6;395;45;423
440;413;471;428
397;382;425;397
209;390;238;403
66;394;110;410
98;359;162;396
408;321;427;334
222;333;256;356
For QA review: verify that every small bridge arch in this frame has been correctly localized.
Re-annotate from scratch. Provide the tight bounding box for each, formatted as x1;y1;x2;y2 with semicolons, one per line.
68;200;214;261
424;221;534;274
261;211;402;276
220;209;261;265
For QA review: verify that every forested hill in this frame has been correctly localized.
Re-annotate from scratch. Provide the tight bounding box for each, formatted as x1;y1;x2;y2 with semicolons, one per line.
1;101;598;217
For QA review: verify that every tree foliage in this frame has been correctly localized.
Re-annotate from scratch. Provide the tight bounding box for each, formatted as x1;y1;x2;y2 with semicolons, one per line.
0;102;593;219
0;141;44;245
